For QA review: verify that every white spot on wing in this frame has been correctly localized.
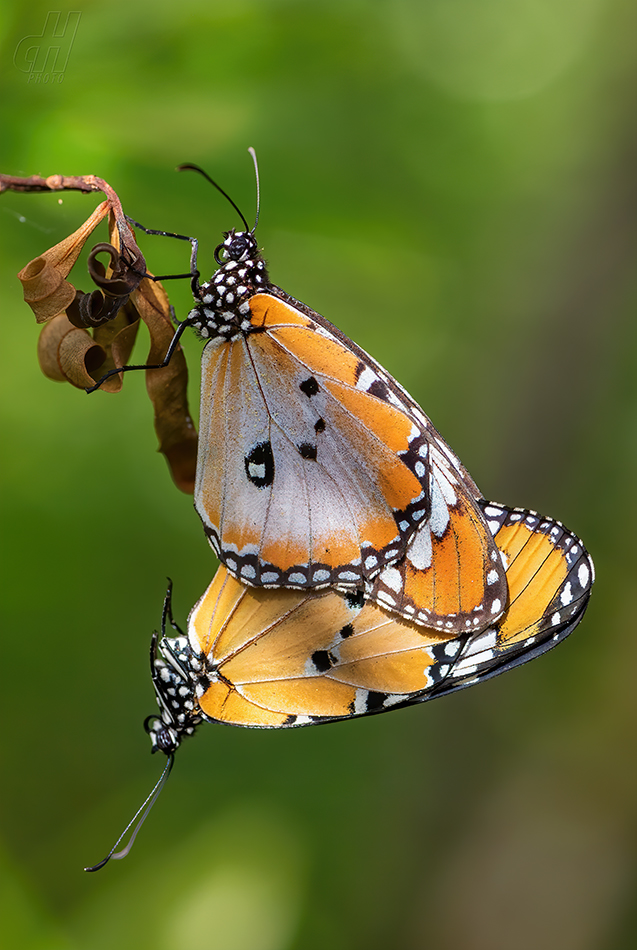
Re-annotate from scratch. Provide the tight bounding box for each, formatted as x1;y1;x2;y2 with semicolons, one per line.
429;478;450;538
354;689;368;715
338;571;359;582
462;628;497;657
248;462;266;480
356;367;378;391
288;572;307;585
381;567;402;593
407;525;432;571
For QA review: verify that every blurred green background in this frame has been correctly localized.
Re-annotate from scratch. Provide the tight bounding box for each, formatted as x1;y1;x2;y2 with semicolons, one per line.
1;1;635;947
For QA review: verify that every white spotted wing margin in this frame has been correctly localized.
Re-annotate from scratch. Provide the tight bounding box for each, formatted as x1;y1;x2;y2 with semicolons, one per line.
180;501;593;731
351;501;595;720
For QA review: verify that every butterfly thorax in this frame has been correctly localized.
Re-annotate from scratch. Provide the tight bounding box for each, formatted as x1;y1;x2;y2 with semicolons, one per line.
187;229;269;341
146;634;203;754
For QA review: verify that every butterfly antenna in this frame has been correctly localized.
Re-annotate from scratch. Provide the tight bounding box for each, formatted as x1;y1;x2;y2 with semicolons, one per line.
177;163;250;231
84;755;174;872
248;146;260;233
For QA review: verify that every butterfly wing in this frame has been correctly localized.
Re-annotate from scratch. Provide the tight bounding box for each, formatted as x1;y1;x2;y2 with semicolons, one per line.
186;502;593;728
423;502;594;699
370;443;508;631
195;290;507;632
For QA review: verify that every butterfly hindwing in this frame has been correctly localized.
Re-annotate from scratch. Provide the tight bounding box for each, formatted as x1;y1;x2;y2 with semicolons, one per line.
371;444;508;631
164;501;592;730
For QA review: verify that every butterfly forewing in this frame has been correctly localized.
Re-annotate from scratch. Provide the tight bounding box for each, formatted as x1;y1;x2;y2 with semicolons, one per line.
196;292;433;589
174;502;593;729
195;285;507;633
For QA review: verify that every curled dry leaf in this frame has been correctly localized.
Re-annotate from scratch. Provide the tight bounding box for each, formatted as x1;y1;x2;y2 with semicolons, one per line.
90;305;140;393
37;296;140;391
18;201;109;323
67;244;138;329
38;313;107;387
132;277;198;493
4;170;198;492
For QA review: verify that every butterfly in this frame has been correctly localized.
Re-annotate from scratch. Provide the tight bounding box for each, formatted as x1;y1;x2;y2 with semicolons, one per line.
149;500;593;734
99;154;507;633
85;500;592;870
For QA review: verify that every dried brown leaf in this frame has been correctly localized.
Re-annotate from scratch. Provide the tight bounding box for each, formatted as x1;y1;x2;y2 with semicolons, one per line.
19;257;77;324
91;304;140;393
17;201;109;324
38;314;107;387
132;277;198;493
58;328;109;389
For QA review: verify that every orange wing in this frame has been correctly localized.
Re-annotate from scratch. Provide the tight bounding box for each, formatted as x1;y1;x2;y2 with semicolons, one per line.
168;501;592;729
195;290;506;632
195;293;426;588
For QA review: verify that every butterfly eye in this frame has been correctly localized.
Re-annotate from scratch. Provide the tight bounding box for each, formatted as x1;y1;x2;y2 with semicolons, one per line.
144;714;178;754
214;242;228;265
230;234;254;260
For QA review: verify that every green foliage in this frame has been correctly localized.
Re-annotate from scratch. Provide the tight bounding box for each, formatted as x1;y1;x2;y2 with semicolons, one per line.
1;0;635;947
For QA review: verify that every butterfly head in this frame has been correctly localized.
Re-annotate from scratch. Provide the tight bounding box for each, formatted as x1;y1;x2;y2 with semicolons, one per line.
145;631;202;756
190;228;269;335
214;228;259;266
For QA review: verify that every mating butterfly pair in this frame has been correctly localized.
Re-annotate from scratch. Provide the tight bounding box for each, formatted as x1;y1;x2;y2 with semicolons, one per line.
85;155;594;870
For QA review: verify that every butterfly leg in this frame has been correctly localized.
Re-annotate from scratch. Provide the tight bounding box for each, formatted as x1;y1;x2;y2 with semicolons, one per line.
85;315;194;393
161;578;186;638
125;215;201;297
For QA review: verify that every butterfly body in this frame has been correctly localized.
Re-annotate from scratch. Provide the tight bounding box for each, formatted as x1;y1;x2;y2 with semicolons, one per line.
188;229;508;632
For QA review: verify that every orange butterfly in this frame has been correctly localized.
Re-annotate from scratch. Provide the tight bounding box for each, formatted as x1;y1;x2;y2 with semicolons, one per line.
192;258;508;632
117;156;506;632
87;156;508;632
85;500;592;870
149;500;592;735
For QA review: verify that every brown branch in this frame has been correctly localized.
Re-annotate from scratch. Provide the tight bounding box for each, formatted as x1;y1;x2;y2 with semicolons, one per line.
0;173;131;256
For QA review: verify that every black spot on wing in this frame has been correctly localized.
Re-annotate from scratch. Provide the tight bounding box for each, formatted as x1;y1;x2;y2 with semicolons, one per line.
244;441;275;488
298;443;317;461
311;650;336;672
339;623;355;639
344;590;365;611
368;379;389;400
299;376;319;396
354;360;367;382
365;691;387;711
314;417;326;434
